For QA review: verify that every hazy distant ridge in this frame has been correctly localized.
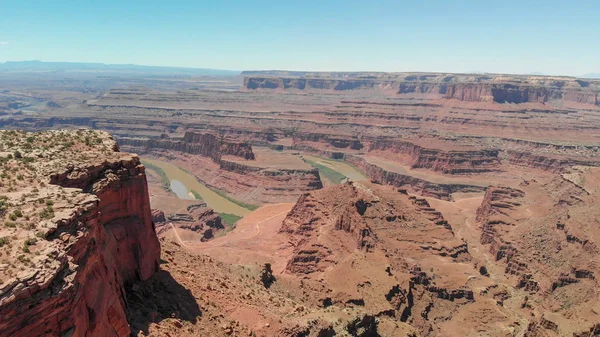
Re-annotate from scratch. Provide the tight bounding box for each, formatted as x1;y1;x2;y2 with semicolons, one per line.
0;60;240;76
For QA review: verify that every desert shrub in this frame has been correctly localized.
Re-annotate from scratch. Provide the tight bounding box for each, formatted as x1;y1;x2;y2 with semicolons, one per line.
0;236;9;247
39;206;54;219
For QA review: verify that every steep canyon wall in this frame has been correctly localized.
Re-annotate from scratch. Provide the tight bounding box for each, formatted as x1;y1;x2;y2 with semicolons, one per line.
0;131;160;337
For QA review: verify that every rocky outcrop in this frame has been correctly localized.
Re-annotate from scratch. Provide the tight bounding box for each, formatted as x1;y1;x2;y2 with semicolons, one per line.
220;159;323;189
280;183;378;274
507;150;600;173
178;208;224;241
183;131;255;160
397;82;448;95
244;77;381;91
476;187;540;291
151;209;166;223
344;155;486;200
292;144;345;160
119;131;255;163
0;130;160;337
293;133;364;150
445;82;599;105
368;139;500;174
279;181;493;336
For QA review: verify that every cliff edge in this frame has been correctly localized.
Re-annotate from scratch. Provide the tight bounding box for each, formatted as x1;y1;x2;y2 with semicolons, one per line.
0;129;160;337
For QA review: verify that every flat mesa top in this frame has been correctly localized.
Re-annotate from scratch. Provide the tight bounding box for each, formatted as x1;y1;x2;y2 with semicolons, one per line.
0;129;131;288
0;129;126;177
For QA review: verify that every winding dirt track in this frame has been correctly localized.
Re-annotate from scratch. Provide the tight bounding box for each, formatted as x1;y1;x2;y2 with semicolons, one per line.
168;222;190;247
169;208;291;248
164;203;295;272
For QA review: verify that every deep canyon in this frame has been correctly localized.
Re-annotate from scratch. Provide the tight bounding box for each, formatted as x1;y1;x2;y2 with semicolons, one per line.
1;69;600;336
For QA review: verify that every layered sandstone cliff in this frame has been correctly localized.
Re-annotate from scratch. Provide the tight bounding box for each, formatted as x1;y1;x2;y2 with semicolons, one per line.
475;186;539;290
0;130;160;337
278;182;510;336
292;133;364;150
244;72;600;105
445;82;599;104
344;154;485;200
244;77;382;91
119;131;255;162
368;138;500;174
507;150;600;173
474;169;600;336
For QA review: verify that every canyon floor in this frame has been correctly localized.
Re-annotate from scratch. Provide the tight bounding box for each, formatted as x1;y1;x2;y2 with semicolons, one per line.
1;70;600;336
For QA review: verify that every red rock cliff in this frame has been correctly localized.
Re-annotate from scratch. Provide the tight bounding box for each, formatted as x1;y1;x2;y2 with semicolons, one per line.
343;154;485;200
243;72;600;105
119;131;255;162
0;130;160;337
368;138;500;174
445;82;599;105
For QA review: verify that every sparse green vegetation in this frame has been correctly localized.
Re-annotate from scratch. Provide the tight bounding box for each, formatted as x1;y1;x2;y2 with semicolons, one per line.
0;236;10;247
39;205;54;219
211;188;259;211
0;196;7;213
190;190;203;200
220;213;242;227
141;160;172;192
303;158;346;184
23;237;37;252
17;255;30;263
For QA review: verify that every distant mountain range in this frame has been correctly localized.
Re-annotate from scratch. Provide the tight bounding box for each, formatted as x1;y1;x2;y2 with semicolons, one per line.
0;60;240;76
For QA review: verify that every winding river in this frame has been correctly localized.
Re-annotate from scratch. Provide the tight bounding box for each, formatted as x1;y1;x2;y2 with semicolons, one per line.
142;158;251;217
303;155;367;182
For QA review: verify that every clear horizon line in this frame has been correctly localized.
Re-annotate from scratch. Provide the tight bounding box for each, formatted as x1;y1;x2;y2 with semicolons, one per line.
0;59;598;78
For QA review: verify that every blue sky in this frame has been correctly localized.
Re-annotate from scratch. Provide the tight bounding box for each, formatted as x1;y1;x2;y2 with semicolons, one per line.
0;0;598;75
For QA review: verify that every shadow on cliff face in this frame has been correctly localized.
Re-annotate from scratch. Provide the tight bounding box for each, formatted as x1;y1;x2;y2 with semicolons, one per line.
126;270;201;335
